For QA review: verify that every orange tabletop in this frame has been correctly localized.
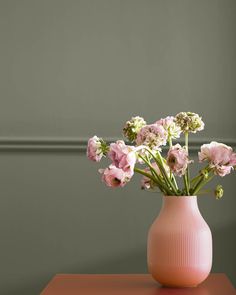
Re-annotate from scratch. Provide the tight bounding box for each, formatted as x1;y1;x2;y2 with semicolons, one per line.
40;273;236;295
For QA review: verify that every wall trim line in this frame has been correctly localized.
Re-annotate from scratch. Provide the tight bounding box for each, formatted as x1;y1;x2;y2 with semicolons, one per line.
0;137;235;152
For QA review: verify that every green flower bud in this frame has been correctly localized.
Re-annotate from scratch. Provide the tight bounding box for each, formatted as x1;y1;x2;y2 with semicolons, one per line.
215;185;224;200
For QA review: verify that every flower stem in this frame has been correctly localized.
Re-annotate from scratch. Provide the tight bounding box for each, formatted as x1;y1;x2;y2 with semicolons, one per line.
184;132;190;195
137;155;171;194
190;165;210;190
136;146;178;195
190;174;202;186
155;150;179;195
191;173;214;195
134;167;167;194
134;167;156;183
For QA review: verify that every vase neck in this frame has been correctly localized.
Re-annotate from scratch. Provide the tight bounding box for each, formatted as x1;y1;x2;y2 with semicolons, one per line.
161;196;199;213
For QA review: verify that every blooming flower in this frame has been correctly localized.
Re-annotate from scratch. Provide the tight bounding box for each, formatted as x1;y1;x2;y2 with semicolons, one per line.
167;144;191;176
99;165;132;187
136;124;168;149
156;116;181;139
123;116;146;142
175;112;204;133
199;141;236;177
87;136;108;162
87;113;235;197
108;140;136;175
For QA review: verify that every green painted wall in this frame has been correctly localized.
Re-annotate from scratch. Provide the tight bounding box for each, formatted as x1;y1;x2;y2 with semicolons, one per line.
0;1;235;294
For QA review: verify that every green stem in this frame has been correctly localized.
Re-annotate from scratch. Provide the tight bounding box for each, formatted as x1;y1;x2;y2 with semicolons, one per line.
136;146;179;195
183;174;189;195
138;155;171;194
191;173;214;195
190;174;202;186
185;132;189;152
190;165;210;189
134;167;157;183
155;150;179;195
184;132;190;195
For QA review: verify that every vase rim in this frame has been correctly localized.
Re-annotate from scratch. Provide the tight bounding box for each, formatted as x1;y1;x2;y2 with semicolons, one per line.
163;195;197;198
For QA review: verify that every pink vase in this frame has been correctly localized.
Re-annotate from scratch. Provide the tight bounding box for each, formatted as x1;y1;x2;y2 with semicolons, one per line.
147;196;212;287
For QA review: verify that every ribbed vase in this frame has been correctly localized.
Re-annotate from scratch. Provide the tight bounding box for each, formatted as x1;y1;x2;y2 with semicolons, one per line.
147;196;212;287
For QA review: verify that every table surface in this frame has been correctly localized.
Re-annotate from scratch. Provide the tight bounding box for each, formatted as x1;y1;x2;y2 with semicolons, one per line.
40;273;236;295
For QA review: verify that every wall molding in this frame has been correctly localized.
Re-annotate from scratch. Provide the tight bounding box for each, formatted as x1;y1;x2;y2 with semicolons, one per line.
0;137;235;152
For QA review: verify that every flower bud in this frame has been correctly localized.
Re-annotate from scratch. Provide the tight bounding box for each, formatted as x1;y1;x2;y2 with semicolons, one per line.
214;185;224;199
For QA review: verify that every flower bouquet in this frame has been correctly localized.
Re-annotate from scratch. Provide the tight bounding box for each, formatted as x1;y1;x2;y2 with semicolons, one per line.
87;112;236;287
87;112;236;198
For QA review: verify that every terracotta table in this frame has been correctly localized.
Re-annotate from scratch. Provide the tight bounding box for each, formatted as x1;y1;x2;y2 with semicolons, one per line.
40;273;236;295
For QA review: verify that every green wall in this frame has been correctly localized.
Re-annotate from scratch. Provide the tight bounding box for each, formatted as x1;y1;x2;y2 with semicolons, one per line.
0;1;235;294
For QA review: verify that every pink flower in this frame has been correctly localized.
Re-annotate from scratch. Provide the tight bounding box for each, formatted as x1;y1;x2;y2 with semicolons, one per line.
167;144;191;176
199;141;236;177
108;140;136;175
156;116;181;139
87;136;106;162
136;124;168;149
99;165;132;187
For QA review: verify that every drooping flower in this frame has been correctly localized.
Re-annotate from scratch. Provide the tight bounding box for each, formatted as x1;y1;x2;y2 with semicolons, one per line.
141;162;170;190
108;140;136;175
175;112;204;133
136;124;168;149
87;136;108;162
99;165;132;187
156;116;181;139
167;144;191;176
199;141;236;177
123;116;147;142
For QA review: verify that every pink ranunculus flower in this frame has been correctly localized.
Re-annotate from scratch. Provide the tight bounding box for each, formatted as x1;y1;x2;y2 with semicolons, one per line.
136;124;168;149
108;140;136;175
167;144;191;176
87;136;106;162
99;165;132;187
156;116;181;139
198;141;236;177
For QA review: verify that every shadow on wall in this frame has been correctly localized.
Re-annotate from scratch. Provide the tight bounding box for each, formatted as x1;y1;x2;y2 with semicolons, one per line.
4;223;236;295
212;223;236;285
